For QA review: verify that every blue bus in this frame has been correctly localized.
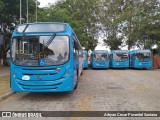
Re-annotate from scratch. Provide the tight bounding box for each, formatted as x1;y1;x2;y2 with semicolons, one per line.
109;50;129;68
10;22;84;92
129;49;152;69
91;50;109;69
83;50;88;69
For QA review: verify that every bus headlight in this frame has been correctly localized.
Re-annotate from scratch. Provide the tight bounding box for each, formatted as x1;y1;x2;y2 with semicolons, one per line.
56;68;60;72
139;63;142;66
64;70;71;77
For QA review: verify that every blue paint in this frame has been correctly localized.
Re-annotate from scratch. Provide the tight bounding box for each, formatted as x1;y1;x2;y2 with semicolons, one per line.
39;59;46;66
109;50;129;68
10;22;83;92
91;50;109;69
129;49;153;69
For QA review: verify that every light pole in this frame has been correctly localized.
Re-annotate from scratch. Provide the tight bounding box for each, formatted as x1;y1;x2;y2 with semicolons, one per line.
36;0;37;22
27;0;28;23
20;0;22;24
36;0;40;22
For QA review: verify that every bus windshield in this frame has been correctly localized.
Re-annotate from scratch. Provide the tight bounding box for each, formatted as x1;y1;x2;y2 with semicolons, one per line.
113;53;128;61
136;53;151;61
94;53;108;61
12;35;69;66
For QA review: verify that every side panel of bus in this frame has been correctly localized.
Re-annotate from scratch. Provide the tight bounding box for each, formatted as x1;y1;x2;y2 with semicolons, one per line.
72;32;83;86
83;50;88;69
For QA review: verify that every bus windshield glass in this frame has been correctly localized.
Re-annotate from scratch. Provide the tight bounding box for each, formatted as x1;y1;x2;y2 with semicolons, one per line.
136;53;151;61
12;35;69;66
94;53;108;61
113;53;128;61
16;24;66;33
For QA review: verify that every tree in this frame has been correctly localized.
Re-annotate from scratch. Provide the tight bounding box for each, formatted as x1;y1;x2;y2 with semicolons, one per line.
100;0;124;50
101;0;160;50
38;0;100;50
0;0;36;65
0;1;3;11
121;0;160;50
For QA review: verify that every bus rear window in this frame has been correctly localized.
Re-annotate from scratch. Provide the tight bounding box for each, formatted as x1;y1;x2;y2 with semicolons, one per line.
94;54;108;61
113;53;128;61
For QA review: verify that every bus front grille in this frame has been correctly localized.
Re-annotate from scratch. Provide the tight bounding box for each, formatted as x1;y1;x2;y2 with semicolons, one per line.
20;85;59;90
22;73;57;76
17;79;62;91
21;68;58;76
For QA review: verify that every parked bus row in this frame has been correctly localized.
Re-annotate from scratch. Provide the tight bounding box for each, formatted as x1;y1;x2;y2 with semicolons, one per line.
83;50;153;69
10;22;153;93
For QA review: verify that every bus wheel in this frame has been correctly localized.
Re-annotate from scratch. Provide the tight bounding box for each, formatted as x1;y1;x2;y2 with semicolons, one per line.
74;70;78;90
81;70;83;75
74;81;78;90
81;65;83;75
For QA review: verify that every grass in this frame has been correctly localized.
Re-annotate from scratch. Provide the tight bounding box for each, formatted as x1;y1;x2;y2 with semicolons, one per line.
0;75;11;96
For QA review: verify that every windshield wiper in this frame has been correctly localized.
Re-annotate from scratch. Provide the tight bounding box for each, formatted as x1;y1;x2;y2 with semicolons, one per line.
44;34;56;48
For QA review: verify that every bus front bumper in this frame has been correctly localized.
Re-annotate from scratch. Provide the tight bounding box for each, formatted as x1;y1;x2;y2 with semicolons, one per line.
11;75;74;92
112;64;129;68
92;63;109;69
135;62;152;69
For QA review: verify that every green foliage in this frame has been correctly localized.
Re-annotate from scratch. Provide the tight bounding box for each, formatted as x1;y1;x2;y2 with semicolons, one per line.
121;0;160;49
101;0;124;50
37;0;100;50
0;1;3;11
0;0;36;24
157;42;160;55
101;0;160;50
104;37;122;50
0;0;36;62
0;0;160;64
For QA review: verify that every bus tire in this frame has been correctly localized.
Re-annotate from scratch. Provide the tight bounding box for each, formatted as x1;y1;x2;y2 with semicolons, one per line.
74;70;78;90
81;65;83;75
74;81;78;90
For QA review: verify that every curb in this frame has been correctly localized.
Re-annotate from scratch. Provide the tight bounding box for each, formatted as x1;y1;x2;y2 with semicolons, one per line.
0;91;14;100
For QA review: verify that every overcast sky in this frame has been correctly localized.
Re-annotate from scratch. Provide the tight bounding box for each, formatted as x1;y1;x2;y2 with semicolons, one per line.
38;0;57;7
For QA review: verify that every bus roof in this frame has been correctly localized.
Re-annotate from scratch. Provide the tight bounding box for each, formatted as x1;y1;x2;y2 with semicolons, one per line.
129;49;151;54
112;50;128;53
92;50;108;54
137;49;151;53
